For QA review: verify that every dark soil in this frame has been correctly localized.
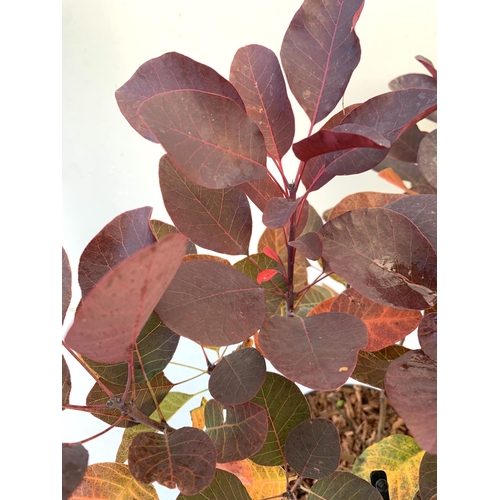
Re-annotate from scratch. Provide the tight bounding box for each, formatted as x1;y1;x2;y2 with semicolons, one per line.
292;384;412;498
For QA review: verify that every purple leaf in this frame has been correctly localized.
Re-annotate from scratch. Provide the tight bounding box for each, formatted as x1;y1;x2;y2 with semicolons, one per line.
230;44;295;162
257;314;368;391
416;55;437;80
302;88;437;191
288;232;323;261
64;234;187;363
418;313;437;361
389;73;437;92
240;175;284;212
78;207;157;300
293;124;390;162
209;348;267;406
387;124;425;163
262;197;302;229
319;207;437;310
385;194;437;251
62;247;72;324
62;443;88;500
159;155;252;255
385;350;437;454
417;129;437;189
115;52;245;143
155;260;267;346
138;90;267;189
281;0;364;125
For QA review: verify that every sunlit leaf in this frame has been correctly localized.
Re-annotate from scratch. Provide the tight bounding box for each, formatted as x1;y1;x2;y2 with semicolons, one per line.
62;443;88;500
281;0;364;125
244;460;287;500
128;428;216;495
177;469;252;500
65;234;187;363
385;350;437;454
156;260;267;346
319;207;437;310
159;155;252;255
216;460;253;487
71;462;158;499
116;51;245;143
309;470;384;499
78;206;157;300
353;435;425;500
190;397;208;429
258;314;368;391
230;44;295;162
209;348;267;405
205;399;268;463
285;418;340;479
250;372;311;466
62;247;72;324
138;90;267;189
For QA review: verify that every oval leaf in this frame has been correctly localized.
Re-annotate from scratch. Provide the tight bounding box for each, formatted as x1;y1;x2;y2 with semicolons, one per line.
70;462;158;500
417;129;437;189
293;124;390;162
353;435;425;500
159;155;252;255
209;348;267;405
62;356;71;408
177;469;252;500
205;399;268;463
128;428;216;495
285;418;340;479
309;470;384;500
385;350;437;454
250;372;311;466
78;206;157;300
281;0;364;125
262;197;302;230
289;232;323;261
312;288;422;351
256;268;280;284
62;247;72;324
419;452;437;500
62;443;88;500
138;90;267;189
418;313;437;361
115;51;245;143
319;207;437;310
150;219;197;255
230;44;295;162
258;314;368;391
65;234;187;363
156;260;267;346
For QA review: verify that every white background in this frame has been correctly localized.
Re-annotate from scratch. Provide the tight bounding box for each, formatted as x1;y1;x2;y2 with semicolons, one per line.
61;1;438;499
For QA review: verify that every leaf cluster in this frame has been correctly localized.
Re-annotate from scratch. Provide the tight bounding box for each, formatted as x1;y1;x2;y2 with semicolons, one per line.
62;1;437;499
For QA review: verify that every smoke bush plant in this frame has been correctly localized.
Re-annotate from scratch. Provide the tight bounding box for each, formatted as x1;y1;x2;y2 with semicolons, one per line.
62;0;437;498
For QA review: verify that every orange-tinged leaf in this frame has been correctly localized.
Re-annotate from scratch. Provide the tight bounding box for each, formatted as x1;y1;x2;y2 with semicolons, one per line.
353;435;425;500
244;460;287;499
378;167;416;194
71;462;159;499
257;269;280;284
216;460;254;487
190;397;208;429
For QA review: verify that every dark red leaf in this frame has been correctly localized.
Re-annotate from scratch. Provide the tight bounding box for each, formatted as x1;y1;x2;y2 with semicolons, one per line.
288;232;323;261
150;219;197;255
385;350;437;454
281;0;364;125
417;129;437;189
62;247;72;324
293;124;390;162
319;207;437;310
115;51;245;143
239;175;284;212
205;399;268;463
138;90;267;189
209;348;267;406
159;155;252;255
302;88;437;191
78;207;157;300
285;418;340;479
416;55;437;80
65;234;187;363
389;74;437;92
257;314;368;391
320;104;363;131
256;269;280;284
386;194;437;251
316;288;422;351
155;260;267;346
62;443;88;500
262;197;302;229
128;428;217;495
350;345;410;390
419;452;438;500
387;124;425;163
62;355;71;408
418;313;437;361
309;470;384;499
230;44;295;162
